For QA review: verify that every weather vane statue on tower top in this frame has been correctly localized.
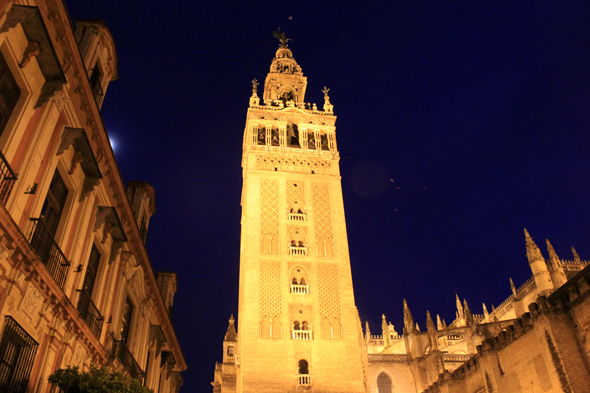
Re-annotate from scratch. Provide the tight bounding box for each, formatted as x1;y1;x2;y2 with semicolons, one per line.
272;28;292;48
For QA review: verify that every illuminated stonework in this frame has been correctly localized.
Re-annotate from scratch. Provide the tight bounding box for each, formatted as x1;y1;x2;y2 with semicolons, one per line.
212;39;366;393
212;37;590;393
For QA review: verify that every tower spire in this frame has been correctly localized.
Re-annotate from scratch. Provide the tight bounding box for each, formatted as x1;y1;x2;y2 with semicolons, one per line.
436;314;443;330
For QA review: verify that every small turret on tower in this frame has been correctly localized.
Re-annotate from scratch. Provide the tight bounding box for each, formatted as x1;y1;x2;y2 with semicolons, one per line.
524;229;554;294
223;315;237;364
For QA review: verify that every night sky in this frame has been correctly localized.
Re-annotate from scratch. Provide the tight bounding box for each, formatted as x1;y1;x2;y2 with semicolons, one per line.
66;1;590;390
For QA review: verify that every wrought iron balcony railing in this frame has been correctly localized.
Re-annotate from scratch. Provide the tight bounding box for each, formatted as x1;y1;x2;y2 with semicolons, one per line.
0;150;16;206
76;290;104;339
112;340;144;381
297;374;311;386
29;218;70;288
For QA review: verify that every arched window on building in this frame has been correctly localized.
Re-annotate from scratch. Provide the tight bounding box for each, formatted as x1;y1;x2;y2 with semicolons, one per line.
377;372;392;393
293;321;300;330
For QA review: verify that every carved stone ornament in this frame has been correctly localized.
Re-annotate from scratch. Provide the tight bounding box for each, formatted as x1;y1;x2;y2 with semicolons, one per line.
21;286;42;318
72;344;86;366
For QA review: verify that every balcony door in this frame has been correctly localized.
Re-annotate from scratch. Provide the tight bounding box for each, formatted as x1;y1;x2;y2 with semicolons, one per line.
40;170;68;235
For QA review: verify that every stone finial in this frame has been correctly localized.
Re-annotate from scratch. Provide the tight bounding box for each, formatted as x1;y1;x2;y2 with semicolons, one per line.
524;228;544;262
572;247;581;263
225;314;237;342
365;321;371;339
403;299;414;334
415;323;420;332
510;278;518;299
442;319;447;329
546;239;561;269
252;78;259;94
483;303;490;321
426;311;438;350
455;293;464;319
381;314;390;347
388;322;398;338
426;311;435;332
436;314;443;330
464;300;474;326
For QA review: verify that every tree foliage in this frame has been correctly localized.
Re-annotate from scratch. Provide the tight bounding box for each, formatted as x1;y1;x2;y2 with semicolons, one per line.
48;366;152;393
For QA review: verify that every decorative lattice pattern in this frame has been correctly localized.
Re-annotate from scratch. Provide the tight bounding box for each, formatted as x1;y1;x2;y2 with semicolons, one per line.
318;263;341;320
260;180;279;237
287;181;305;206
260;261;281;319
312;183;333;240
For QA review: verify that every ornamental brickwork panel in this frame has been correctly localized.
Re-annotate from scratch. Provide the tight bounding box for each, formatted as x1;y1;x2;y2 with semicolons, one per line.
312;183;334;257
260;261;281;320
260;179;279;254
318;263;341;321
287;181;305;205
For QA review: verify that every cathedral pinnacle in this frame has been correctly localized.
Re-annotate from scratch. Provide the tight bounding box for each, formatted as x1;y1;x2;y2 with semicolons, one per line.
524;228;544;262
509;278;518;299
436;314;443;330
403;300;415;334
381;314;390;347
546;239;561;269
464;300;474;326
482;303;490;321
572;247;581;263
455;293;464;319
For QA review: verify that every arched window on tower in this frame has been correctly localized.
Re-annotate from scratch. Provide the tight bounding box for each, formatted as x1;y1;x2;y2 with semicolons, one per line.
297;360;311;387
377;372;393;393
298;359;309;375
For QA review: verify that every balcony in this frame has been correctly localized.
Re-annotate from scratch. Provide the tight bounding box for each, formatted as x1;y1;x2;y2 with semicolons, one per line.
29;218;70;288
290;284;309;294
292;330;312;340
112;340;144;381
297;374;312;387
0;150;17;206
289;246;307;256
76;290;104;339
288;213;306;222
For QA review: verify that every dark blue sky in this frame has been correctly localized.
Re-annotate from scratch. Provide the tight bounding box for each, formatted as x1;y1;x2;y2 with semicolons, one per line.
67;1;590;390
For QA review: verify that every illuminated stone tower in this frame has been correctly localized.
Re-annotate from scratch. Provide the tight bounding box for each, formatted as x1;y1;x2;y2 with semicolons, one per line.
235;34;367;392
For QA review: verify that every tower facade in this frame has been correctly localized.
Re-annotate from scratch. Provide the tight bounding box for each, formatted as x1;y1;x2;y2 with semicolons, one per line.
234;38;366;392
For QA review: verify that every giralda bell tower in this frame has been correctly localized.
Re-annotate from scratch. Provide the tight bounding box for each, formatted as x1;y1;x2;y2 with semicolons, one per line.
235;33;366;392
